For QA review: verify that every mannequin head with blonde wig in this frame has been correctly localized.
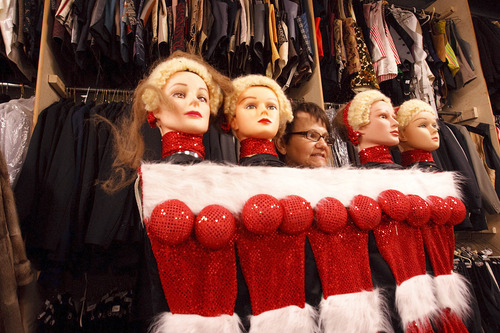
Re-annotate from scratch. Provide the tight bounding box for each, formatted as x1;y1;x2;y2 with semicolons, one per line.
334;90;399;151
224;74;293;142
396;99;439;152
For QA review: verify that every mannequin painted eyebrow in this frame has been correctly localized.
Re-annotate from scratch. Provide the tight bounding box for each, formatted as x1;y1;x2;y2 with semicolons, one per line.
167;82;209;93
238;95;278;104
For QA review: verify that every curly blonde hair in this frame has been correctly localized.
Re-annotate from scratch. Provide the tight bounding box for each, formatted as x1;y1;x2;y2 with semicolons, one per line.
139;55;223;114
103;51;232;192
347;90;392;130
396;99;435;130
224;74;293;138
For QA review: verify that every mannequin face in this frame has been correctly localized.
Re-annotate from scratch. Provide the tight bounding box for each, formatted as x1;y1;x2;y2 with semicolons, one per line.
277;111;330;168
399;112;439;152
153;71;211;135
230;86;280;141
357;100;399;150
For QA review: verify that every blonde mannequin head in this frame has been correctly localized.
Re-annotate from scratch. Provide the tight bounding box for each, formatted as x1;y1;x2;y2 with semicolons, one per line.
338;90;398;150
224;75;293;141
396;99;439;152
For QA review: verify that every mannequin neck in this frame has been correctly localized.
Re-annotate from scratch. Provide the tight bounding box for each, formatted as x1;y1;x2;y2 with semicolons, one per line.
400;149;434;167
162;131;205;160
239;138;278;160
358;145;394;165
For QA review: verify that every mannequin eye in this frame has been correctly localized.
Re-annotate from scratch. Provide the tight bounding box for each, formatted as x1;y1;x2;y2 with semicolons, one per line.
172;92;185;98
198;95;208;102
245;103;257;109
268;104;278;111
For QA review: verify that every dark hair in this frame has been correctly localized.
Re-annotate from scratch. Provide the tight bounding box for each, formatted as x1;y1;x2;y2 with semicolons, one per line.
282;101;332;144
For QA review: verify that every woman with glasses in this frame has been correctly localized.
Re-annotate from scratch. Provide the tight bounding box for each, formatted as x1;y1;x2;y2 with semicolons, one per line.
276;101;333;168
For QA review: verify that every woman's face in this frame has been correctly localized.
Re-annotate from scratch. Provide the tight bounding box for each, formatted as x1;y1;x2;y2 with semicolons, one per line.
357;100;399;150
277;111;330;168
399;111;439;152
230;86;280;141
153;71;211;135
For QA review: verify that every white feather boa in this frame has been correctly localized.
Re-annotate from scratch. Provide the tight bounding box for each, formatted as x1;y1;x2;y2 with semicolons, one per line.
140;163;460;220
149;312;243;333
249;304;318;333
395;274;439;329
434;272;472;321
319;289;393;333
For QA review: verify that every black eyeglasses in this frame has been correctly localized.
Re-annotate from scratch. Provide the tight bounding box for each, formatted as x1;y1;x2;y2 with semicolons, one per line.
290;130;333;145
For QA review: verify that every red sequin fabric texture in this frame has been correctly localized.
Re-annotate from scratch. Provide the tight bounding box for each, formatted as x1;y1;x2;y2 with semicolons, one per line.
406;319;435;333
349;195;382;230
422;196;464;276
358;145;394;164
239;138;278;159
308;197;374;299
146;200;237;316
407;195;431;227
372;191;427;284
400;149;435;167
421;196;469;331
241;194;283;235
161;131;205;159
310;197;375;296
314;197;348;233
279;195;314;234
436;308;469;333
378;190;410;221
308;216;373;297
237;194;307;315
194;205;236;250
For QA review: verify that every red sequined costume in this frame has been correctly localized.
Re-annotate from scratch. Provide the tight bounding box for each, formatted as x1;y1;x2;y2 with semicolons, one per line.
359;145;439;333
142;132;242;333
140;161;462;333
402;149;471;332
237;138;315;333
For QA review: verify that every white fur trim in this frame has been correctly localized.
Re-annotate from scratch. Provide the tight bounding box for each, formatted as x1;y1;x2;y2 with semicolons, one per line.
395;274;439;329
434;272;471;321
140;163;460;219
149;312;243;333
319;289;393;333
249;304;318;333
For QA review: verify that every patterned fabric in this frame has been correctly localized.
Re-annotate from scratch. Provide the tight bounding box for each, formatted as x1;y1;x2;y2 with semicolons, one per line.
172;0;186;51
350;23;380;91
343;17;361;75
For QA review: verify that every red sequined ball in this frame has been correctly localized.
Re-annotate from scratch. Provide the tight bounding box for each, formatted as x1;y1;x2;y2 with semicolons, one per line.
314;197;348;233
279;195;314;234
148;199;194;245
427;195;451;225
242;194;283;235
406;194;431;227
445;196;467;226
195;205;236;250
349;195;381;230
378;189;410;221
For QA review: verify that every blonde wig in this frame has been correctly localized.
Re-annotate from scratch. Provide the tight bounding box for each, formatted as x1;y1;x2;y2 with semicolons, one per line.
396;99;436;131
347;89;392;131
140;54;223;115
224;74;293;138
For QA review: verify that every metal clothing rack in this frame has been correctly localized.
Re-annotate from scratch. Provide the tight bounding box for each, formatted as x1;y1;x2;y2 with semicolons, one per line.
0;81;35;98
65;87;134;103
